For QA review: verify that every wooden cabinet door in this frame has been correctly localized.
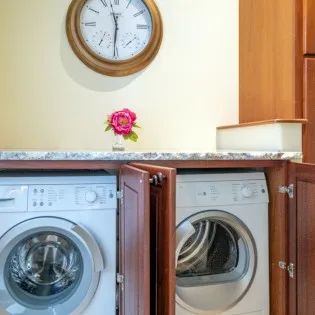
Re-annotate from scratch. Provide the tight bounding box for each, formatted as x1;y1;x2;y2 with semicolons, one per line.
304;0;315;54
303;58;315;163
119;165;150;315
288;162;315;315
119;163;176;315
129;163;176;315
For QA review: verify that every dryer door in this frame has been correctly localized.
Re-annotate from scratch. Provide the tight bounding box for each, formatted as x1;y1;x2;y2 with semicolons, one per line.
0;217;104;315
175;210;257;313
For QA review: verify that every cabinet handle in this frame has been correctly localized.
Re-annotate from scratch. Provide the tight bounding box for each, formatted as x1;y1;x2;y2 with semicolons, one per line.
149;172;166;186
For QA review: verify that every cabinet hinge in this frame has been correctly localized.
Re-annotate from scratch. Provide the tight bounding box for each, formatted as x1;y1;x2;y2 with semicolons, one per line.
279;261;287;269
278;261;295;278
116;273;124;284
116;190;123;200
278;184;294;198
287;263;295;278
117;273;124;292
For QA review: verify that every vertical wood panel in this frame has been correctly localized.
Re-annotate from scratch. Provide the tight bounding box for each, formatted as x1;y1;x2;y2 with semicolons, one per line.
119;165;150;315
130;163;176;315
266;164;289;315
239;0;302;122
303;0;315;54
296;181;315;313
303;58;315;163
288;162;315;315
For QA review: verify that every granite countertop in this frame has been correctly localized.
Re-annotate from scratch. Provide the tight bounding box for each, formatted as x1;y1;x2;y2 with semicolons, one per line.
0;150;303;161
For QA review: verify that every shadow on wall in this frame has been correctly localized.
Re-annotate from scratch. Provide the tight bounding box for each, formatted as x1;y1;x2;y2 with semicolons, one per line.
59;14;142;92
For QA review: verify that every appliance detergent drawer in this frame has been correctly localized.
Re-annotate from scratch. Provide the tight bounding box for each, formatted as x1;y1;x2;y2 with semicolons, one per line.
0;185;28;212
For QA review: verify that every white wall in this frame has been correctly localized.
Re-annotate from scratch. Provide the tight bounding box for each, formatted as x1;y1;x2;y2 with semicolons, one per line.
0;0;238;151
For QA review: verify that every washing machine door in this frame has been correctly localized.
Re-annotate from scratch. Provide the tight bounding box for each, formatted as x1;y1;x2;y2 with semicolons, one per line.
175;210;257;314
0;217;104;315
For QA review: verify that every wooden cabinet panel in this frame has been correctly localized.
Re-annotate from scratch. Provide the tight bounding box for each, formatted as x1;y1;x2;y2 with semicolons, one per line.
119;165;150;315
129;163;176;315
303;0;315;54
239;0;302;123
266;165;289;315
303;58;315;162
288;162;315;315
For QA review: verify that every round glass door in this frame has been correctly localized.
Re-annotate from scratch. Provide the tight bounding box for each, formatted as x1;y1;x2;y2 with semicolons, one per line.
0;217;104;315
175;210;256;313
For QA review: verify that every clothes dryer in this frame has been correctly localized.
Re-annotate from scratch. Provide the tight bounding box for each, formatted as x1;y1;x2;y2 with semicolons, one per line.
176;172;269;315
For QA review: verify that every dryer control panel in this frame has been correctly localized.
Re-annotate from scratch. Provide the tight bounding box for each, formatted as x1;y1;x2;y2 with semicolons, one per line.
176;179;269;207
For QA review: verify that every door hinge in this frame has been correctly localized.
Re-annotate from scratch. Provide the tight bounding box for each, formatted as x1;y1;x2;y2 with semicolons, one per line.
278;261;295;278
287;262;295;278
117;273;124;292
116;190;123;200
116;273;124;284
278;184;294;199
279;261;287;269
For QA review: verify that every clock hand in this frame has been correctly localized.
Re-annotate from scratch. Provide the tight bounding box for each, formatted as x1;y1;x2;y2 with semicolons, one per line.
99;32;107;46
126;0;132;9
109;1;119;58
125;37;137;47
109;0;117;25
113;25;118;57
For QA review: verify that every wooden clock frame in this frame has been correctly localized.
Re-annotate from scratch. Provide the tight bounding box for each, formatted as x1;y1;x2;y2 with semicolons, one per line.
66;0;163;77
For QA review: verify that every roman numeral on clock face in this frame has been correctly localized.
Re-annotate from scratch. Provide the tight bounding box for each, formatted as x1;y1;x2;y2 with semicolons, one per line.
100;0;108;7
89;8;99;14
114;0;119;5
85;22;96;26
137;24;149;29
134;10;144;17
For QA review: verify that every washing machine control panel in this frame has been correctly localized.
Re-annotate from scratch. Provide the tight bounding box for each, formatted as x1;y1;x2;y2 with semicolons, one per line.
23;184;117;211
176;180;269;207
27;183;117;211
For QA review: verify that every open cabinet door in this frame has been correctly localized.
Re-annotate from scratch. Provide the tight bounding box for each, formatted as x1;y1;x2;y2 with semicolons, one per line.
288;162;315;315
130;163;176;315
119;165;150;315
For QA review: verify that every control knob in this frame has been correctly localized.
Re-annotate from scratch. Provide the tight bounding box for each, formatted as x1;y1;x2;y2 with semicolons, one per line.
85;190;97;203
241;185;253;198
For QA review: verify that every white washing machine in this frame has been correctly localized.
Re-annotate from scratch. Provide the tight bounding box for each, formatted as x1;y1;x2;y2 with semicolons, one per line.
175;172;269;315
0;172;117;315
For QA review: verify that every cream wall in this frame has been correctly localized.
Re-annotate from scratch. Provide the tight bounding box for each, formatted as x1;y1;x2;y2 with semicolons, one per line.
0;0;238;151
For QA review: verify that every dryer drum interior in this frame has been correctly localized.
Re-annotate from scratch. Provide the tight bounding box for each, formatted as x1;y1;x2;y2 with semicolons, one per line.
176;219;239;279
175;210;257;311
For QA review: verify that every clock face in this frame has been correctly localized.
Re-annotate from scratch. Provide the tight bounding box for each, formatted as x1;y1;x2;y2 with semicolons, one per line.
79;0;153;61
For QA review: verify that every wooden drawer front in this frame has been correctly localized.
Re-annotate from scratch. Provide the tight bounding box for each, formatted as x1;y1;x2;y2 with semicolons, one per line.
304;0;315;54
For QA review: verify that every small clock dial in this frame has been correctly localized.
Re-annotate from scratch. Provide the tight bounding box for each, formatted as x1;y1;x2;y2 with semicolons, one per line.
80;0;153;61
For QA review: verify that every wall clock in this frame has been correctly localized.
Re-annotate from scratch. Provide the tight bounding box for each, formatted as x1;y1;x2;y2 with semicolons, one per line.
66;0;163;77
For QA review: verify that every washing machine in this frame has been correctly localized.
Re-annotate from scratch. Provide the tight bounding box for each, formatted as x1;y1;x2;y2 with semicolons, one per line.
175;172;269;315
0;172;117;315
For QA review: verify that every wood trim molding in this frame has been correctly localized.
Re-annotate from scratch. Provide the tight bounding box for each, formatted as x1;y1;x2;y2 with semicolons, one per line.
217;119;308;130
0;160;285;170
66;0;163;76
